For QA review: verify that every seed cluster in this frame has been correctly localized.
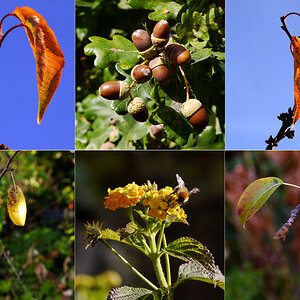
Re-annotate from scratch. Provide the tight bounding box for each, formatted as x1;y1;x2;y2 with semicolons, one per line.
99;19;208;129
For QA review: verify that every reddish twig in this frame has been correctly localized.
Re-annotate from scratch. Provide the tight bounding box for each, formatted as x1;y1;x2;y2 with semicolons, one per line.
0;151;20;180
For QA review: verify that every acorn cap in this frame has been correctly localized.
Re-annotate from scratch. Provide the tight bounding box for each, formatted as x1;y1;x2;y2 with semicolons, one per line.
119;81;131;100
127;97;148;122
149;56;167;69
181;99;202;118
138;45;157;59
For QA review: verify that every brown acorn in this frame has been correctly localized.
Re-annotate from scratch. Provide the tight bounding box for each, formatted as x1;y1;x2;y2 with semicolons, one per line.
132;29;157;59
164;43;191;66
151;20;170;49
127;97;148;122
149;57;170;83
181;99;209;129
131;65;152;83
150;124;165;139
100;142;116;150
99;81;130;100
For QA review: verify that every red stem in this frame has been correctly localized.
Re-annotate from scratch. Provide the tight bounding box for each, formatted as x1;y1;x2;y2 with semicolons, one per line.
0;23;30;48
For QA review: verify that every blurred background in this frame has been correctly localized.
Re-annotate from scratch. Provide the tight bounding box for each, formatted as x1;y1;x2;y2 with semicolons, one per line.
76;151;224;299
226;151;300;300
0;151;74;299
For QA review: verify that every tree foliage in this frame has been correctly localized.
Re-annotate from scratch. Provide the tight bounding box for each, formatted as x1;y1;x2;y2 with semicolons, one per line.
76;0;224;149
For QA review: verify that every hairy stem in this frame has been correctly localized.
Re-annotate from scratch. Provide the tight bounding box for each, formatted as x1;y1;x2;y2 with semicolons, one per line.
163;234;172;287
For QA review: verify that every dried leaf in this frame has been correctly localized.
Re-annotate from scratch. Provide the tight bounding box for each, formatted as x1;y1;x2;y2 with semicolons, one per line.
13;7;65;124
292;36;300;125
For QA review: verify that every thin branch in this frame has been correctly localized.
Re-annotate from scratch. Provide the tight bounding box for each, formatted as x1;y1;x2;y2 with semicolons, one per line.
265;107;295;150
0;151;20;180
273;204;300;241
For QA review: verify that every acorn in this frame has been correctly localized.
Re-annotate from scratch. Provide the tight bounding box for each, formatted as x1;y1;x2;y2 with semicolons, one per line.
100;142;116;150
132;29;157;59
127;97;148;122
131;64;152;83
99;81;130;100
149;57;170;83
150;124;165;139
164;43;191;66
181;99;209;129
151;20;170;49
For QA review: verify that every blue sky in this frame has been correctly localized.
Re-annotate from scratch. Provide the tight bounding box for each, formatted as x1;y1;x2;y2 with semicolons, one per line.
0;0;74;150
226;0;300;150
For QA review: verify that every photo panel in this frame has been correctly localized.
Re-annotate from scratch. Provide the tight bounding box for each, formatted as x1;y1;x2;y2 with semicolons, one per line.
0;1;75;150
75;151;224;299
226;1;300;150
0;150;74;299
225;151;300;299
76;1;224;150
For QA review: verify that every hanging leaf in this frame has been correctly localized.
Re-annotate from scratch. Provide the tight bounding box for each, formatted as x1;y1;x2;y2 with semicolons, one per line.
7;185;27;226
292;36;300;125
237;177;283;229
13;7;65;124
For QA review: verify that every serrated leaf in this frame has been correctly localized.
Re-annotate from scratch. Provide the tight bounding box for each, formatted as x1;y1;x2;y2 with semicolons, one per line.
101;228;121;241
155;106;193;146
108;286;153;300
128;0;182;21
14;7;65;124
117;221;141;240
84;35;139;70
237;177;283;229
178;262;224;290
292;36;300;125
165;237;217;280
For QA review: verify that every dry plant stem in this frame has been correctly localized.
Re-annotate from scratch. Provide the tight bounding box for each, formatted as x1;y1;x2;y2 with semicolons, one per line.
100;239;158;290
0;243;27;291
179;66;190;102
0;151;20;180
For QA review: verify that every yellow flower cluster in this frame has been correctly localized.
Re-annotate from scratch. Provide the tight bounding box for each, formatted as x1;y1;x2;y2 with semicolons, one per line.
104;183;145;211
104;182;187;221
142;186;187;221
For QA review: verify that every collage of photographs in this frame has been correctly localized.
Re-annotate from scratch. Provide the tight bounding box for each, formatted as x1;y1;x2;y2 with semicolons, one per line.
0;0;299;299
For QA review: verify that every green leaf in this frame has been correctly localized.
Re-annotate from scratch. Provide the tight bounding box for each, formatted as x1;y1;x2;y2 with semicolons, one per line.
191;48;212;64
84;35;140;70
128;0;182;21
178;262;225;290
117;115;149;149
155;106;193;146
165;237;217;280
237;177;283;229
175;9;194;43
108;286;153;300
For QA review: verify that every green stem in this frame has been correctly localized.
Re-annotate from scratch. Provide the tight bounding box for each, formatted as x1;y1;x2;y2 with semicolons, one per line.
157;221;166;253
100;239;158;290
126;207;134;222
163;234;171;287
283;182;300;190
148;233;168;288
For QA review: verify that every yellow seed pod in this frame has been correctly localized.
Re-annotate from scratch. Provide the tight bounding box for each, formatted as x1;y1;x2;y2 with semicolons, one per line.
7;185;27;226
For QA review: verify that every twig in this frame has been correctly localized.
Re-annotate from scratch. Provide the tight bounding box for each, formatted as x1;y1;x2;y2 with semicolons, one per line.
273;204;300;241
265;107;295;149
0;242;27;291
0;151;20;180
